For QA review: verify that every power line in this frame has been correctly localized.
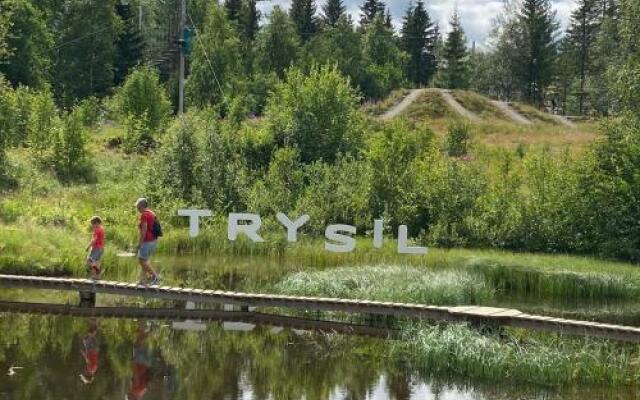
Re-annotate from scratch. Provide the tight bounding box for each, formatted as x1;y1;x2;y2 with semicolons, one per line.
186;11;229;108
51;26;113;51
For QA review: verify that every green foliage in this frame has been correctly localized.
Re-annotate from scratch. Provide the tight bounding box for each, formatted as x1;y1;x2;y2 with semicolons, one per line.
302;16;363;84
400;1;437;86
360;15;407;99
321;0;346;27
441;11;469;89
575;114;640;259
359;0;385;26
249;147;305;215
290;0;318;42
187;3;242;108
297;158;372;233
53;0;121;106
0;0;52;88
516;0;559;104
367;121;436;232
111;67;170;151
27;86;58;158
0;78;15;188
265;65;362;163
114;3;144;86
0;77;17;150
198;119;249;212
73;96;102;128
52;110;94;183
445;120;471;157
151;116;201;203
255;6;300;79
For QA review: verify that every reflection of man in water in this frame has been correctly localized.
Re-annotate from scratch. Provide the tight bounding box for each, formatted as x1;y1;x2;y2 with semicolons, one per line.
127;321;152;400
80;318;99;384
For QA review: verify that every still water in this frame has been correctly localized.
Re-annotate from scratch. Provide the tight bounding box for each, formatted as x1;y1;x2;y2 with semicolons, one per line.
0;312;635;400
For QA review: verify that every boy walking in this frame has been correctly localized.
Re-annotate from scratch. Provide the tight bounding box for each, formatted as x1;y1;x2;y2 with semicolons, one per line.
86;216;105;279
135;198;161;286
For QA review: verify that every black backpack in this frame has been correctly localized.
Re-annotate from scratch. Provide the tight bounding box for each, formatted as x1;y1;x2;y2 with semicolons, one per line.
152;218;163;238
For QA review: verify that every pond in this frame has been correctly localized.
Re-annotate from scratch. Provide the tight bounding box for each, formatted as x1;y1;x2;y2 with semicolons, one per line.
1;254;640;399
0;312;635;400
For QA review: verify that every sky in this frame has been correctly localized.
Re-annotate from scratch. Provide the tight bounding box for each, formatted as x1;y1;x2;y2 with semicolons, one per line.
257;0;577;47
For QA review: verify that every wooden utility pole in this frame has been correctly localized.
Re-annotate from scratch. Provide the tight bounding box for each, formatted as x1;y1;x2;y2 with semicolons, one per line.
178;0;186;115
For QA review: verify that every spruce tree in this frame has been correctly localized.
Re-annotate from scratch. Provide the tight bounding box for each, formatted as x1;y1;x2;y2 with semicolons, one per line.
384;8;393;29
442;10;469;89
225;0;242;22
242;0;260;41
256;6;300;78
400;1;437;86
114;3;144;86
290;0;318;42
567;0;600;114
322;0;346;27
516;0;559;105
54;0;120;106
360;0;385;26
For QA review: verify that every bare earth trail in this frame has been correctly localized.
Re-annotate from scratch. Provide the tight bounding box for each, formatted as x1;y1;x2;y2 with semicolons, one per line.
438;89;480;121
380;88;425;120
491;100;533;125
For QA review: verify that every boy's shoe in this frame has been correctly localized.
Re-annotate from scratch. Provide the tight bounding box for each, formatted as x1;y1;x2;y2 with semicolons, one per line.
137;278;148;286
149;275;161;286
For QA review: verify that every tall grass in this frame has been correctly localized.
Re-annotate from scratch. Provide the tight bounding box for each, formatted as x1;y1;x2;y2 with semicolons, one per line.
476;260;640;301
274;265;493;305
451;90;507;120
399;322;639;387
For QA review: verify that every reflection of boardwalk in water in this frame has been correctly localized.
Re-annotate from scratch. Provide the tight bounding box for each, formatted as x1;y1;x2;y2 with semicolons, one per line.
0;300;396;338
2;274;640;342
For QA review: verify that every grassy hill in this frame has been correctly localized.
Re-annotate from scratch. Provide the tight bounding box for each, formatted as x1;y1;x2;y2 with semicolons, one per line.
366;89;599;150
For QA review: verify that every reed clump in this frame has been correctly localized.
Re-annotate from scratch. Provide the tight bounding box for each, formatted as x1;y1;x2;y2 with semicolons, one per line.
399;322;639;387
473;259;640;301
274;265;493;305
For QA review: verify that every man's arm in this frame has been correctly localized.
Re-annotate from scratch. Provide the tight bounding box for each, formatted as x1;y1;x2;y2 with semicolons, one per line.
139;221;147;249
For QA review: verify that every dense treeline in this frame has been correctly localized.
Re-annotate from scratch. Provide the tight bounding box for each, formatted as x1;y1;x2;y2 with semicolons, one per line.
2;0;636;116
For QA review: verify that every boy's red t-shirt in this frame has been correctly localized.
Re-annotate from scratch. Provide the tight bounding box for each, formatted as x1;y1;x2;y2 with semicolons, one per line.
139;210;156;242
92;226;105;249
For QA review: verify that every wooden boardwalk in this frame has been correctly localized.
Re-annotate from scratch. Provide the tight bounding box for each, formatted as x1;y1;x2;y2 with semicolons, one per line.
1;274;640;342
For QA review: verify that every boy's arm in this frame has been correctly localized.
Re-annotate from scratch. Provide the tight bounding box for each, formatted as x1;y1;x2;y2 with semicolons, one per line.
86;232;96;251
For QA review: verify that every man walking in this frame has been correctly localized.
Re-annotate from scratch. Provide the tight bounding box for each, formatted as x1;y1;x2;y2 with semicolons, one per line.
135;198;160;286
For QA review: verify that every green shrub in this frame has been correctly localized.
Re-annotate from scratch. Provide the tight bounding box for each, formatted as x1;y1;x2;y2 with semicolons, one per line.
445;120;471;157
296;158;372;233
367;120;437;232
574;114;640;260
0;77;16;172
110;67;171;150
52;110;94;183
151;115;201;203
198;119;249;212
74;96;102;128
249;147;304;215
26;86;58;158
265;65;363;163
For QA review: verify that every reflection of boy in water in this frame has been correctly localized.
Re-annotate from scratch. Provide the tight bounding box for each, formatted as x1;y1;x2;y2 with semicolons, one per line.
127;321;152;400
80;318;99;384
